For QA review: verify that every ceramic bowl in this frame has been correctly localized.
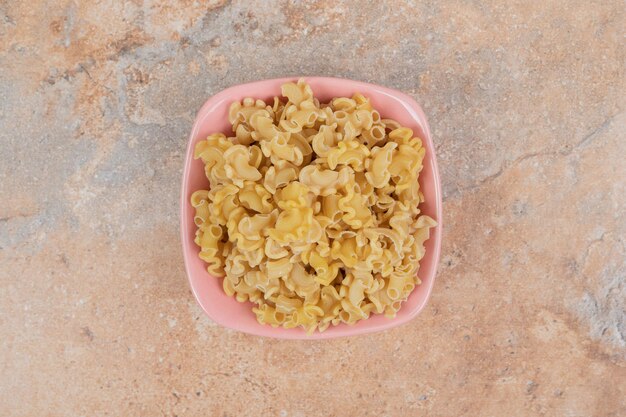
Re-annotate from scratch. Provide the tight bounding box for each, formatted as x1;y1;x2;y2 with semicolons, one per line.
181;77;442;339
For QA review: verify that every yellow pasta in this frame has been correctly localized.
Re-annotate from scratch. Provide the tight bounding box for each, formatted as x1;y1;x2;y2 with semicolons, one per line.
222;145;262;187
298;165;350;196
326;140;370;171
263;160;299;193
365;142;397;188
191;79;436;333
237;181;273;214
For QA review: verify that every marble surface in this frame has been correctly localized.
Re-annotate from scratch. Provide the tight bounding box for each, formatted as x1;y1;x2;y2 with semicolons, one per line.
1;1;624;416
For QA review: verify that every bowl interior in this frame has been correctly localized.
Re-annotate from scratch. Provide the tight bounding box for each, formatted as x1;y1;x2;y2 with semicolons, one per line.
181;77;442;339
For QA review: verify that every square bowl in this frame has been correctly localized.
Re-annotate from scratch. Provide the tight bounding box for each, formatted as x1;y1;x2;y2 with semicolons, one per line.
181;77;442;339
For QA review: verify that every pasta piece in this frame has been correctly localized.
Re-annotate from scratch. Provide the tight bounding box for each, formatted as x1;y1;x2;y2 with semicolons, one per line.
308;249;341;286
321;194;343;223
228;98;268;126
326;140;370;172
299;165;350;196
330;237;359;268
365;142;397;188
281;79;313;106
264;237;289;259
267;207;321;245
260;135;304;165
253;304;286;327
279;107;318;133
275;181;312;210
338;183;374;229
352;93;372;111
389;144;424;191
191;193;210;226
361;124;386;147
290;133;314;166
236;181;272;213
263;160;299;193
196;224;225;276
223;145;262;187
208;184;239;226
234;123;254;145
283;263;313;295
311;124;340;157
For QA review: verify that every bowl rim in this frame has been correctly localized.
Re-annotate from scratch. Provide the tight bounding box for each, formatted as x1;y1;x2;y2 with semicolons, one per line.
180;76;442;339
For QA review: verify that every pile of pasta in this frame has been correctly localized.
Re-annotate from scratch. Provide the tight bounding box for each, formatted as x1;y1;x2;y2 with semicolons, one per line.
191;80;436;333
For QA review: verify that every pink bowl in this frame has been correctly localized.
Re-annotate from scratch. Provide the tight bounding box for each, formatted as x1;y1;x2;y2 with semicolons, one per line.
181;77;442;339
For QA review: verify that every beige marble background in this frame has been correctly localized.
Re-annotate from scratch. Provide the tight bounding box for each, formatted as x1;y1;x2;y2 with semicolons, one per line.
1;1;625;416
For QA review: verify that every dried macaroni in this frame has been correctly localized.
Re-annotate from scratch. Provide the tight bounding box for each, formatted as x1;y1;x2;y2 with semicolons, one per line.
191;80;436;333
